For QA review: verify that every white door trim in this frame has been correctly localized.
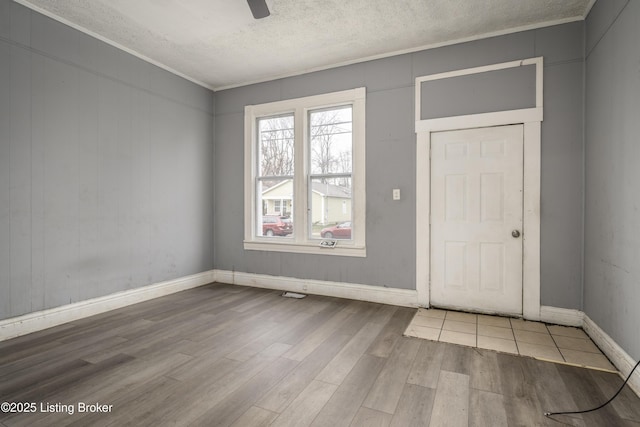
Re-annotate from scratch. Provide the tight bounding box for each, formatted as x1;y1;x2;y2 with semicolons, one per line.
415;57;542;320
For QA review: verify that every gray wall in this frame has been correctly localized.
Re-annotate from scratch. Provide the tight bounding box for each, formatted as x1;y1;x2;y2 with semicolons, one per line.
584;0;639;359
420;64;537;120
0;0;215;320
214;22;585;309
0;0;590;321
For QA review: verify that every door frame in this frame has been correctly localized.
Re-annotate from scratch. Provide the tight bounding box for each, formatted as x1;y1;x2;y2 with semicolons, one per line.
415;57;543;320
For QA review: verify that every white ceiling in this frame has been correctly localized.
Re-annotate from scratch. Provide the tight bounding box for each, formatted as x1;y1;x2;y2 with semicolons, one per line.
18;0;593;90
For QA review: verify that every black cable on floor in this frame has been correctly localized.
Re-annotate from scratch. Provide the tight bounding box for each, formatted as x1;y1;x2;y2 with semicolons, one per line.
544;358;640;417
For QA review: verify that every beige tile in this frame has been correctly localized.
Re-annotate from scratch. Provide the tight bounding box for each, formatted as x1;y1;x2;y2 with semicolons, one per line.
477;324;514;340
513;329;555;347
443;319;477;334
477;315;512;328
411;315;444;329
439;330;476;347
553;336;601;353
405;325;441;341
445;311;477;324
547;325;588;339
477;335;518;355
417;308;446;319
517;342;564;362
510;318;548;333
559;349;616;372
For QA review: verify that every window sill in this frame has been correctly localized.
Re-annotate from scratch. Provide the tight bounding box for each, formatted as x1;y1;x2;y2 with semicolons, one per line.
243;240;366;257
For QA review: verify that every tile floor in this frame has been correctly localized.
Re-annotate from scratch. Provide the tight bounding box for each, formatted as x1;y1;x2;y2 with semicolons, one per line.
404;308;616;372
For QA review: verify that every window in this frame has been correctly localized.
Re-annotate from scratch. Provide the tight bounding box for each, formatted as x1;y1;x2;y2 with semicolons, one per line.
244;88;366;257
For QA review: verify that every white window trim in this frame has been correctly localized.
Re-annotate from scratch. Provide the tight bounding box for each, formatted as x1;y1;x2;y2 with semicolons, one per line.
244;87;366;257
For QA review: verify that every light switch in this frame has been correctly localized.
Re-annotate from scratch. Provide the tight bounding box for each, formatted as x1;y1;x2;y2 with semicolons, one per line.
393;188;401;200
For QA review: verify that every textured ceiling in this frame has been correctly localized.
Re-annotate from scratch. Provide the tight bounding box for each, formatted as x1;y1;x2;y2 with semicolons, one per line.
18;0;592;90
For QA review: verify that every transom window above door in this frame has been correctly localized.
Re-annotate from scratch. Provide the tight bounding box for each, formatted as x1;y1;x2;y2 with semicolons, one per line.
244;88;366;257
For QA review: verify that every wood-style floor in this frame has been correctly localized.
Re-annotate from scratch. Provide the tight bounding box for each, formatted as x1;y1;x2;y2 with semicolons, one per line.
1;283;639;426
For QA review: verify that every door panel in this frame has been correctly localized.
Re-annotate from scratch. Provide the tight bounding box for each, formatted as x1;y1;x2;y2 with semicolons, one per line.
430;125;523;315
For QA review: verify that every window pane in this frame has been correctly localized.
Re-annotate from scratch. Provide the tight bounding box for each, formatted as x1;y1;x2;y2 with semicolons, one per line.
258;115;294;177
257;178;294;238
309;177;352;240
309;106;352;175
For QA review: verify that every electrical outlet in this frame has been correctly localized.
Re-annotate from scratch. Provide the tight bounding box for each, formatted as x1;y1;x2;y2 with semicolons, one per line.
392;188;401;200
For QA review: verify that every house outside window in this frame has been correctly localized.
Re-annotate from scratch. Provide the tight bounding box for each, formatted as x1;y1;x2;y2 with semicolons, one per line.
244;88;366;257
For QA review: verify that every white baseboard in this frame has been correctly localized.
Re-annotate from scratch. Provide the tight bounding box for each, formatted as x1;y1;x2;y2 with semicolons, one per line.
0;270;216;342
214;269;419;308
539;305;584;327
583;315;640;396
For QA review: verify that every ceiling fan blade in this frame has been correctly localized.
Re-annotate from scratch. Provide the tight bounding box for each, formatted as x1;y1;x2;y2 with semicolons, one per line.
247;0;270;19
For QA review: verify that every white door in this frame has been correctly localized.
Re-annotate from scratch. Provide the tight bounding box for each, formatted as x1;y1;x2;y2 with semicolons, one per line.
430;125;524;315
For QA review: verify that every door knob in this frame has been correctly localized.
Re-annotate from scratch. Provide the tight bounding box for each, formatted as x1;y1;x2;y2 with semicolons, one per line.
512;230;521;238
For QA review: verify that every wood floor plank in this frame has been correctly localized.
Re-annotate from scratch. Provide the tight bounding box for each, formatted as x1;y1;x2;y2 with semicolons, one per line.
588;368;640;423
0;335;129;381
315;321;387;385
197;286;271;317
366;307;413;358
179;306;276;347
126;312;217;343
230;289;283;313
256;332;351;413
41;352;193;420
283;307;354;361
310;354;386;427
5;353;134;404
192;357;299;427
276;301;347;346
1;354;135;427
175;318;281;362
0;357;91;399
284;296;334;315
0;334;76;366
556;364;626;426
3;355;189;426
469;348;503;394
407;340;446;389
368;304;401;325
362;337;421;414
349;407;393;427
141;286;246;322
200;342;292;405
57;317;151;345
165;351;240;382
130;342;293;426
226;311;313;362
66;375;182;427
440;342;474;375
429;370;470;427
230;406;279;427
524;357;586;427
331;303;382;336
389;383;436;427
269;380;338;427
469;389;508;427
496;353;554;427
184;296;296;345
